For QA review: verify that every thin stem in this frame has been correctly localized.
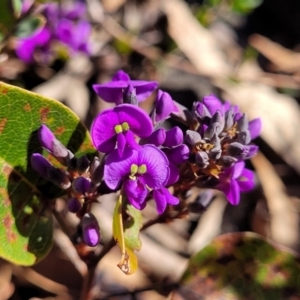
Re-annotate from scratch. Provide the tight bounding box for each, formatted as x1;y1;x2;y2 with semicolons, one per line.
52;208;71;237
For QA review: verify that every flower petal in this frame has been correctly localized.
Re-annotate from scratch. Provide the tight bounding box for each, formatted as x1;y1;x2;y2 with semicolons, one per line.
232;161;245;179
133;80;158;103
124;179;148;210
138;145;169;189
238;168;255;192
117;133;126;156
165;144;190;165
220;180;240;205
112;70;130;82
203;94;223;116
152;189;167;214
249;118;262;140
166;162;179;186
115;104;153;138
104;148;137;189
93;82;126;104
155;90;175;122
91;108;119;153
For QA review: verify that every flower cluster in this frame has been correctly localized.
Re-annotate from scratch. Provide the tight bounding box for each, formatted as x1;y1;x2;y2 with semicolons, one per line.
31;125;101;247
185;94;261;205
16;0;91;63
31;70;261;247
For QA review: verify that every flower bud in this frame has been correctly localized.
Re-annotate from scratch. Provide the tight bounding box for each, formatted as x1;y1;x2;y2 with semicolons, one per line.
140;128;166;146
77;155;90;173
227;142;258;160
237;114;248;132
153;90;176;123
123;83;138;105
82;213;100;247
164;126;183;147
31;153;53;178
185;130;202;146
165;144;190;164
195;151;209;168
67;197;82;213
72;176;91;194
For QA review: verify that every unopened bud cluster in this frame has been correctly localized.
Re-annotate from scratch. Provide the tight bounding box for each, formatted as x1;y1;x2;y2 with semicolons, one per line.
31;125;102;247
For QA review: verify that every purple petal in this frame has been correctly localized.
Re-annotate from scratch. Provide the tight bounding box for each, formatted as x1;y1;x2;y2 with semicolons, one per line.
124;130;140;150
221;180;240;205
104;148;137;189
153;189;167;214
133;81;158;103
93;82;127;104
165;144;190;165
71;21;91;53
166;162;179;186
249;118;262;140
141;128;166;146
112;70;130;82
115;104;153;138
163;126;183;147
91;108;119;153
38;124;55;152
203;94;223;116
137;145;170;189
56;19;73;45
124;179;148;210
238;168;255;192
117;133;126;156
154;90;175;122
232;161;245;179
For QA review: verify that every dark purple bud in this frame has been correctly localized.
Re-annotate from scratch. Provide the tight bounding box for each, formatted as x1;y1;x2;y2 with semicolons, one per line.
185;130;202;146
188;189;214;213
237;130;251;145
237;114;248;132
31;153;53;178
165;144;190;164
209;144;221;160
67;197;82;213
47;167;71;189
38;125;55;153
77;155;90;173
140;128;166;146
72;177;91;194
195;151;209;168
227;142;258;159
224;108;234;130
82;213;100;247
219;155;237;167
164;126;183;147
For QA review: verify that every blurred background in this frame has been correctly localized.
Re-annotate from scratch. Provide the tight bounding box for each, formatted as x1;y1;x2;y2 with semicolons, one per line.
1;0;300;299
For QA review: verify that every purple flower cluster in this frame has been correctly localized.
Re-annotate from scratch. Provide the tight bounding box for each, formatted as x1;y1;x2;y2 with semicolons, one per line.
186;94;261;205
91;71;184;214
31;70;261;246
16;0;91;63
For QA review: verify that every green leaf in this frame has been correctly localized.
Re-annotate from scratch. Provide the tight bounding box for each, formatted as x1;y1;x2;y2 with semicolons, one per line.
174;232;300;300
113;194;143;274
0;1;17;35
231;0;263;14
0;82;96;266
15;15;45;38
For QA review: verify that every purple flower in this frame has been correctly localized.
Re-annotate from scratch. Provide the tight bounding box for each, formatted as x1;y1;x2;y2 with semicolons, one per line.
16;27;51;63
104;145;178;214
93;70;158;105
216;161;255;205
248;118;262;139
91;104;153;156
152;90;179;123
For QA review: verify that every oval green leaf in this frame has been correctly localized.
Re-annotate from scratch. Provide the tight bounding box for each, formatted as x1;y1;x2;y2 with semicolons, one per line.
0;82;96;266
173;232;300;300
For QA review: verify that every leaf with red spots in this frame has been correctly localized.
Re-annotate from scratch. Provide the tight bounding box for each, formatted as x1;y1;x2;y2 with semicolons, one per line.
172;232;300;300
0;82;96;266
